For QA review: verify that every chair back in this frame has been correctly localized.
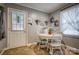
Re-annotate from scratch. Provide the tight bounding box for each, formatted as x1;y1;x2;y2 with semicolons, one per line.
51;34;62;45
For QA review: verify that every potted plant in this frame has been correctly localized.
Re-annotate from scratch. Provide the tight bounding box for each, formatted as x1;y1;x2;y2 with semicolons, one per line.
48;27;52;35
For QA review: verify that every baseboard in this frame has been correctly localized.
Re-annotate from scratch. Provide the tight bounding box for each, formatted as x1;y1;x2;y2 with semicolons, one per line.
26;42;37;46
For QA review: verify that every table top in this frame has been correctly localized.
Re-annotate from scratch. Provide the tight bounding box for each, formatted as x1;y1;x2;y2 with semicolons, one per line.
39;34;53;37
38;33;62;39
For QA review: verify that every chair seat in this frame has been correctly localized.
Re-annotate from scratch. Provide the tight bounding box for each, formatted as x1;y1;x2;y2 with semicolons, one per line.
50;44;62;47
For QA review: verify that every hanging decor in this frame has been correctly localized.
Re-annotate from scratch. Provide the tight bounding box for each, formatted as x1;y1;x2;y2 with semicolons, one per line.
45;21;48;26
17;16;20;23
50;16;54;23
54;20;59;27
50;16;59;27
35;19;40;25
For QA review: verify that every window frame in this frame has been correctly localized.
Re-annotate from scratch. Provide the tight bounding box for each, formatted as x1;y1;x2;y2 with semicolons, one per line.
10;8;25;32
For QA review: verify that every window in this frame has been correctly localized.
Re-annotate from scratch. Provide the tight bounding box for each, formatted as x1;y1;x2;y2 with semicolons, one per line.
60;5;79;36
12;11;24;31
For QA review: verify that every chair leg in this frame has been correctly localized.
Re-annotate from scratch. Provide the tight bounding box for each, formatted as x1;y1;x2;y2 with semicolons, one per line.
60;47;63;55
49;48;53;55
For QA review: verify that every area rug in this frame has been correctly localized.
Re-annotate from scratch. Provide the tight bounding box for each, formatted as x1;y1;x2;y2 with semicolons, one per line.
1;44;79;55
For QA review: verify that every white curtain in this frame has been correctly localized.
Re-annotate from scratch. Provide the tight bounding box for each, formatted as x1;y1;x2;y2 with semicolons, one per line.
60;5;79;35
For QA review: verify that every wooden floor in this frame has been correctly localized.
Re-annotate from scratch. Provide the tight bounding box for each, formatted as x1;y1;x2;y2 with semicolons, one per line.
1;44;79;55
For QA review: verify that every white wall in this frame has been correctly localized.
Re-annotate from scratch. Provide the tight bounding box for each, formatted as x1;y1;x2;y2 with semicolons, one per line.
28;9;49;43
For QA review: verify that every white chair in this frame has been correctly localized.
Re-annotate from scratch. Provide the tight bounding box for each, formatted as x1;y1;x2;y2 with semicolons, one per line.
49;34;63;55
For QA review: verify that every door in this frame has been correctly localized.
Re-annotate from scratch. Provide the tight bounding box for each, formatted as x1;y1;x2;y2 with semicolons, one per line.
7;8;28;48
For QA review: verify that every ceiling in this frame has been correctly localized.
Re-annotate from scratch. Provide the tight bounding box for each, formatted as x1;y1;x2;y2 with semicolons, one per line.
17;3;68;14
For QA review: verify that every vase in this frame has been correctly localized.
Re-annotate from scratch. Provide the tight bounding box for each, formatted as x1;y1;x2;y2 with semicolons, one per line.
48;31;52;35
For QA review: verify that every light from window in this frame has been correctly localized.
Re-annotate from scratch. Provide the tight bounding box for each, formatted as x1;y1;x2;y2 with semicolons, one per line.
60;5;79;36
